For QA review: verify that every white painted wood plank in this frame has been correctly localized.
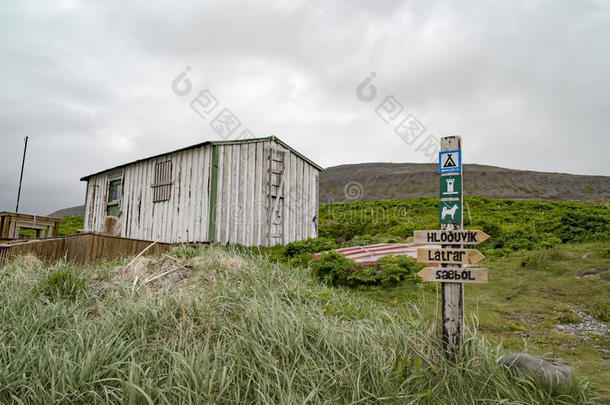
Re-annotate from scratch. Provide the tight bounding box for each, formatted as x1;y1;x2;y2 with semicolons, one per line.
239;143;248;244
231;144;241;244
246;142;256;246
254;142;264;246
222;145;233;244
216;145;226;244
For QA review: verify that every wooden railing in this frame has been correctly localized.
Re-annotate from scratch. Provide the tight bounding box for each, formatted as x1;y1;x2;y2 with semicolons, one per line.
0;233;173;265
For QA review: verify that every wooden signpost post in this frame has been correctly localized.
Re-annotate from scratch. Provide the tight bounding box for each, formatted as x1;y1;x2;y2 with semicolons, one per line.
412;136;491;357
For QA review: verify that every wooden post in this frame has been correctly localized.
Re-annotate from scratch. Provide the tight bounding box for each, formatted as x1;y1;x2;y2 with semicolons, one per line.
440;136;464;357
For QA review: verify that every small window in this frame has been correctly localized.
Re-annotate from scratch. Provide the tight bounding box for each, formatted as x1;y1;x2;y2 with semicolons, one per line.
108;179;122;203
152;160;172;203
107;175;122;217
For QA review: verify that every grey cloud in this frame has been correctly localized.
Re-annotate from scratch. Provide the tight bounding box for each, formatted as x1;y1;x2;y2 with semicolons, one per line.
0;0;608;215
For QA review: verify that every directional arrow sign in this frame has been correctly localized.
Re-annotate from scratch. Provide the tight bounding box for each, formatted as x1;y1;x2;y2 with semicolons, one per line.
417;248;486;265
417;267;488;284
413;230;490;245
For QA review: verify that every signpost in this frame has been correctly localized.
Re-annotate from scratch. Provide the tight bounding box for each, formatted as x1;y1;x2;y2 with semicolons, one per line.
417;267;488;284
438;137;465;356
413;230;490;245
412;136;491;357
416;248;485;265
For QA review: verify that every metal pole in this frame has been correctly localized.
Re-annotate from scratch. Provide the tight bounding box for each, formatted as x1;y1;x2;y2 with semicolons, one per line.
15;136;29;213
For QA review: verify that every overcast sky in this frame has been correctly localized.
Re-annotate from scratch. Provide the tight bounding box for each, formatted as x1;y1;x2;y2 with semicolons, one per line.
1;0;609;215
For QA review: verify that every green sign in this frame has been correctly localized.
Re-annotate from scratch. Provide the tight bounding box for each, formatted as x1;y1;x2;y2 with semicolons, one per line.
439;200;462;224
440;174;461;199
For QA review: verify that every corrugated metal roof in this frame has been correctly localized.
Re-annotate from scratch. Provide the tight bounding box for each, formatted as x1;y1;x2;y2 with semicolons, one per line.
313;243;438;266
80;136;324;181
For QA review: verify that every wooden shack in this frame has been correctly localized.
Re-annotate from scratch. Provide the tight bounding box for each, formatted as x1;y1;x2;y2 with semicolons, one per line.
81;137;322;246
0;212;61;240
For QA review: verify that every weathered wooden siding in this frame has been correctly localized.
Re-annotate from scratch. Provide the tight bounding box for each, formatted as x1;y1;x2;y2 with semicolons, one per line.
84;146;212;243
213;140;319;246
285;148;319;244
83;138;319;246
215;141;268;246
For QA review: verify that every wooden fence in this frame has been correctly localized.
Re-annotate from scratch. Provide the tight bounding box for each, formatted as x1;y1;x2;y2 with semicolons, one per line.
0;233;173;265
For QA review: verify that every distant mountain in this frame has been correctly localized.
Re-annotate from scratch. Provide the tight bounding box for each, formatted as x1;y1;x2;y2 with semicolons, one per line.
320;162;610;202
47;164;610;218
47;205;84;218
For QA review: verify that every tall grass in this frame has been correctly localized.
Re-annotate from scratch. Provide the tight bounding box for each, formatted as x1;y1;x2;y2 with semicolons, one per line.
0;249;599;404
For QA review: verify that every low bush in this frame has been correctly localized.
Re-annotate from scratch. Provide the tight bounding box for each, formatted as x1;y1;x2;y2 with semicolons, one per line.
376;255;424;286
309;252;354;286
310;252;423;288
284;237;337;258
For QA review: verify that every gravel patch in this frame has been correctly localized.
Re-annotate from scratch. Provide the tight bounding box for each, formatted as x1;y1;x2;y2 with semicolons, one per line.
555;310;609;337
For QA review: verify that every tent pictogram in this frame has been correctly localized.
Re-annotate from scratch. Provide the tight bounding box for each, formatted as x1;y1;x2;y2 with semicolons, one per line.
443;154;456;168
439;150;461;173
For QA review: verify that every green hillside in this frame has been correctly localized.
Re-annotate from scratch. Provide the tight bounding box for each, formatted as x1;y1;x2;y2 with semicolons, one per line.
11;197;607;402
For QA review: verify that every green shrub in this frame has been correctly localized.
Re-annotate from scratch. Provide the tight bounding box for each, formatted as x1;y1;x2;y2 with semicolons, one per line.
284;237;337;258
553;211;610;243
376;255;423;287
347;265;381;286
310;252;355;286
310;252;423;288
480;221;503;239
289;253;314;268
506;237;535;251
37;266;86;300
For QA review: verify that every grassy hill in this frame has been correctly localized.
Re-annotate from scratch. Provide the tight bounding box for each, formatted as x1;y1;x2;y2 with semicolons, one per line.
18;196;607;403
321;162;610;202
47;205;85;218
0;243;606;403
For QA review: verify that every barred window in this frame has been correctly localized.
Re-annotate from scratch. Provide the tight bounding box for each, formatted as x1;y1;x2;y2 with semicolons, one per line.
152;161;172;203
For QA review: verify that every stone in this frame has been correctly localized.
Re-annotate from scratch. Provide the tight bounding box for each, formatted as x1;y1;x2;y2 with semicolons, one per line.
498;353;574;390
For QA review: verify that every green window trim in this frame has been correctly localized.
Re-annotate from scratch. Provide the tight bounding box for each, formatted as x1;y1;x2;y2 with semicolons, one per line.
207;145;219;242
106;175;123;217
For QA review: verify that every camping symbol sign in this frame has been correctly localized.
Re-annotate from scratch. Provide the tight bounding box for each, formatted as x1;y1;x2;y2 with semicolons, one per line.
439;150;461;173
439;200;462;224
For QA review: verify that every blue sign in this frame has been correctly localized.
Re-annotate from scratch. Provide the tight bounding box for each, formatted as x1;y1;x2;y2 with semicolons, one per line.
439;150;461;173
